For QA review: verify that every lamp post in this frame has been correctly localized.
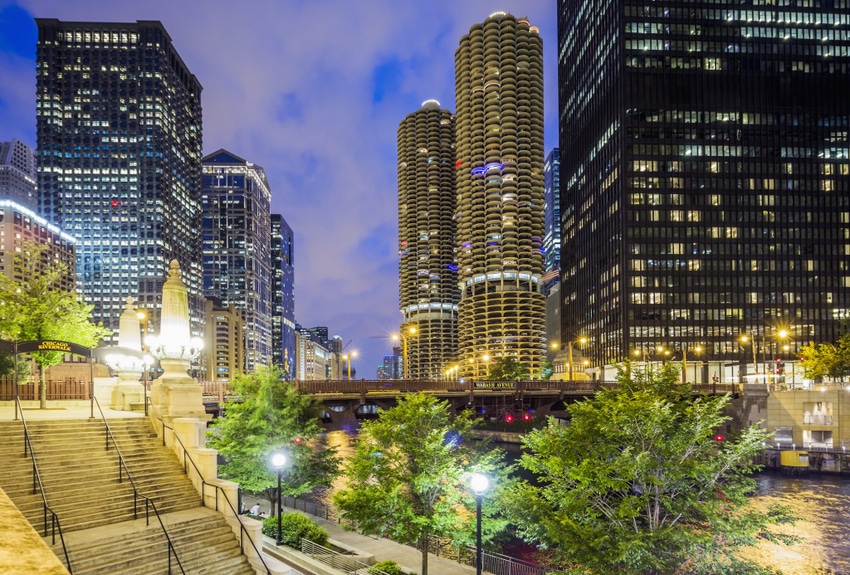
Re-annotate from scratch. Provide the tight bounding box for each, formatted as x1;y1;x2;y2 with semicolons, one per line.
396;326;417;379
568;337;587;383
137;311;150;415
469;473;490;575
342;351;357;380
271;452;286;546
682;345;701;384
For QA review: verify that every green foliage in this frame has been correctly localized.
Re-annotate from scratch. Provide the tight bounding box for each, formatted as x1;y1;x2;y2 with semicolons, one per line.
333;393;512;575
799;326;850;380
505;363;798;575
207;365;339;507
261;512;328;547
369;560;403;575
537;359;554;381
487;356;530;380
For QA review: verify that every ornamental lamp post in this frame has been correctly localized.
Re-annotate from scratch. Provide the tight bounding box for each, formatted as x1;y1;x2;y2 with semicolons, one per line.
469;473;490;575
271;452;287;546
568;337;587;383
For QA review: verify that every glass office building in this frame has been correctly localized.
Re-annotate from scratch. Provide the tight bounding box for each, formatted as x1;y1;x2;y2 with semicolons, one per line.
558;2;850;373
36;19;204;338
272;213;296;379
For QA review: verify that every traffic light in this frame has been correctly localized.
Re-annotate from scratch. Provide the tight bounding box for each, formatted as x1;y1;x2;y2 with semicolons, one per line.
714;434;724;442
522;412;531;422
505;413;514;423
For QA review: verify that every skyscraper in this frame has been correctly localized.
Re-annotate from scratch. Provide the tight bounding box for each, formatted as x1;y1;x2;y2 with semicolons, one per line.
455;12;546;377
272;213;296;379
35;19;204;338
202;149;273;373
397;100;458;379
558;2;850;373
0;139;37;210
543;148;561;282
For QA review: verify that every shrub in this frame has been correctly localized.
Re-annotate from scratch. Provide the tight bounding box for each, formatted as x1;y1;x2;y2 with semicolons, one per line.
369;560;403;575
262;511;329;548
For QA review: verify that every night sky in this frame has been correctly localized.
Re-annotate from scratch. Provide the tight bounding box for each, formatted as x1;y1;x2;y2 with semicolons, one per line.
0;0;558;375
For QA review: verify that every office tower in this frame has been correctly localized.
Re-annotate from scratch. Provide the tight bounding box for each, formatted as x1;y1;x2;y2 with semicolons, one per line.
0;199;76;291
295;328;331;381
397;100;458;379
543;148;561;286
455;13;546;377
203;297;244;381
202;150;272;373
272;214;296;379
0;139;37;210
558;2;850;373
35;19;203;339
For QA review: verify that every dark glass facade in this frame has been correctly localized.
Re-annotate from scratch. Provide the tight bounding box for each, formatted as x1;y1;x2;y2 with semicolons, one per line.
272;213;296;379
36;19;204;338
559;2;850;371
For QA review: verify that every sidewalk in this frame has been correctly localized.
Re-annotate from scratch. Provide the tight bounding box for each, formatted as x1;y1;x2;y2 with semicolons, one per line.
243;495;476;575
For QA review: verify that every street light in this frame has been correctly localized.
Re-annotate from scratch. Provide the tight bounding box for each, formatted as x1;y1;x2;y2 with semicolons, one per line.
469;473;490;575
682;345;701;384
137;310;150;416
395;326;418;379
342;350;357;380
568;337;587;383
271;452;287;546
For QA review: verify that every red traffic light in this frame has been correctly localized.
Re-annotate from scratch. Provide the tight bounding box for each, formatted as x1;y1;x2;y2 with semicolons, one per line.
714;434;724;442
505;413;514;423
522;412;531;421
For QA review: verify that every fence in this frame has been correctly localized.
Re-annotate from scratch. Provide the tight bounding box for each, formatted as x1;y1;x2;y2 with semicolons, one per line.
0;377;89;401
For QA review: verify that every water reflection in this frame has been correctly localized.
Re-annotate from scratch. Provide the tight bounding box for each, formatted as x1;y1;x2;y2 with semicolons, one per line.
320;432;850;574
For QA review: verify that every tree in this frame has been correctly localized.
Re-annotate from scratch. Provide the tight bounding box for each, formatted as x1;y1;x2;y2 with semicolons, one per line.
206;365;339;510
487;356;530;380
0;242;110;407
333;393;511;575
799;327;850;381
505;363;797;575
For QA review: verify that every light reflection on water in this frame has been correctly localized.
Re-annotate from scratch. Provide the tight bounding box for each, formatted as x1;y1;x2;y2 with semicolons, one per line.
748;473;850;575
322;432;850;574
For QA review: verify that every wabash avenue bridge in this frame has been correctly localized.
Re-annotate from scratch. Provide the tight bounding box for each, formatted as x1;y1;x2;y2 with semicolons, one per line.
201;379;741;432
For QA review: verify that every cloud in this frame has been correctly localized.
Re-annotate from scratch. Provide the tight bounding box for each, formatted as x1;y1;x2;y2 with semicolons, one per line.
2;0;557;374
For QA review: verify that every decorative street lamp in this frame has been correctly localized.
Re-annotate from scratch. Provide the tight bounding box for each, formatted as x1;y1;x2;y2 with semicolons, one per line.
568;337;587;383
271;452;287;546
681;345;701;384
395;326;418;379
342;351;358;380
469;473;490;575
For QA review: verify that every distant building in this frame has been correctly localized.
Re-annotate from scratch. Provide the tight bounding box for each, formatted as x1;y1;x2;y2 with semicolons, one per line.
543;148;560;289
36;19;204;340
203;298;244;381
397;100;458;379
558;1;850;371
455;13;546;377
295;329;331;381
377;346;402;380
271;214;295;379
0;199;76;291
202;149;273;373
0;139;37;210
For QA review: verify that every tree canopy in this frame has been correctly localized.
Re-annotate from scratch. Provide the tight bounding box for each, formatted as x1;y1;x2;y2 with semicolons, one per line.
487;356;530;380
505;363;797;575
0;242;110;404
333;393;511;575
207;365;338;506
799;325;850;381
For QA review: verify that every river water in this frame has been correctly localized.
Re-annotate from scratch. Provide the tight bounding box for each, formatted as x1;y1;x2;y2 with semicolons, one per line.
323;432;850;574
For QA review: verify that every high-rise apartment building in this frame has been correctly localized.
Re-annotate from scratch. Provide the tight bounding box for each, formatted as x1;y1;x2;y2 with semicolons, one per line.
397;100;458;379
202;150;272;373
0;139;37;210
203;297;244;381
272;214;296;379
558;2;850;372
35;19;204;339
455;13;546;377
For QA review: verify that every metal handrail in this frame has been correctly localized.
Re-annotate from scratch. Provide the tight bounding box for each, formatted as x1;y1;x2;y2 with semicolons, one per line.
15;398;73;573
300;538;393;575
91;397;186;575
147;398;272;574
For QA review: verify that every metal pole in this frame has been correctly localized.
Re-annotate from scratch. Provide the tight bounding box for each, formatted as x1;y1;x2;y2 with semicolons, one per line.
276;468;283;546
14;343;19;421
475;495;483;575
568;345;573;384
682;348;687;384
403;335;408;380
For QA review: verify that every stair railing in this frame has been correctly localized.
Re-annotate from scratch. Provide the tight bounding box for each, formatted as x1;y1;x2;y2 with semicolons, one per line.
91;396;187;575
147;398;272;574
15;397;74;574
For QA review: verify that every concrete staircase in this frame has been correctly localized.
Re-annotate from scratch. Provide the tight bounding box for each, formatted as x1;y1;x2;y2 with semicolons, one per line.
0;417;258;574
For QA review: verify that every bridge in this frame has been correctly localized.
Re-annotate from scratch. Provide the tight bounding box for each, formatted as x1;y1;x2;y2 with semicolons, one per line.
200;379;741;431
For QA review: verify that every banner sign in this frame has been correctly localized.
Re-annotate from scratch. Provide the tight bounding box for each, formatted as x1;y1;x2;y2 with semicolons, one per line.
16;340;92;358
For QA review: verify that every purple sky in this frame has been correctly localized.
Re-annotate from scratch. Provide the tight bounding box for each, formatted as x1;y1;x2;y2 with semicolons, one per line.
0;0;558;376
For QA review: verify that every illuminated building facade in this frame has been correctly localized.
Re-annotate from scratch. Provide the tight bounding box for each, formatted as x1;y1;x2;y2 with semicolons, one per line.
0;139;37;210
203;297;244;381
272;214;296;379
202;150;272;373
0;199;76;292
543;148;561;283
397;100;459;379
35;19;204;339
455;12;546;377
559;1;850;371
